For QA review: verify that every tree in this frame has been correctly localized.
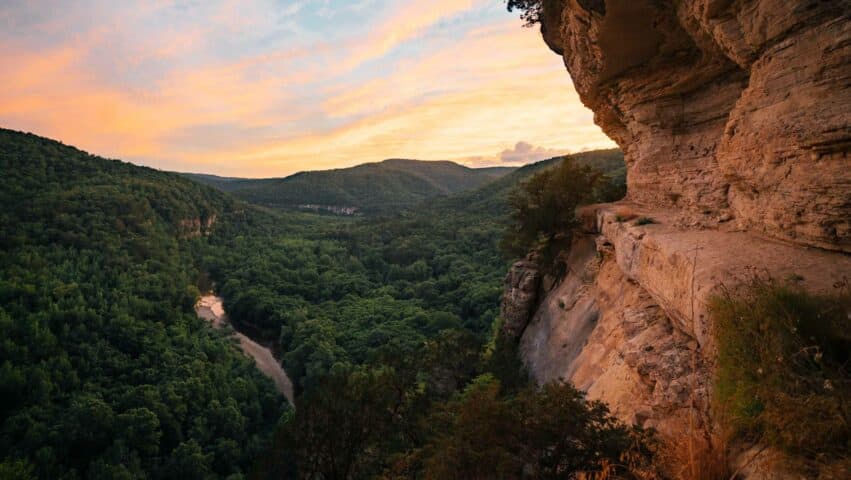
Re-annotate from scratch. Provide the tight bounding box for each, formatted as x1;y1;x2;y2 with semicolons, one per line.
418;376;656;479
501;157;604;259
506;0;544;27
284;366;404;479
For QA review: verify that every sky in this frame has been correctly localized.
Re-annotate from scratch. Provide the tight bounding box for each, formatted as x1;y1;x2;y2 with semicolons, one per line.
0;0;616;177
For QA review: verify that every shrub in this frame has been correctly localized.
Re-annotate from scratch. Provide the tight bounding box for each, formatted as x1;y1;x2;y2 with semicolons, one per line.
417;376;657;479
634;217;655;226
710;278;851;471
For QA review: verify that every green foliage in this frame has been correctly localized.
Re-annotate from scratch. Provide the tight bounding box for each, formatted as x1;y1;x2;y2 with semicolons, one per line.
506;0;544;26
501;157;606;258
260;341;655;480
186;159;513;215
401;376;655;479
634;216;655;226
0;129;284;479
0;458;35;480
195;147;627;478
711;279;851;470
507;1;606;27
204;200;509;393
1;127;628;479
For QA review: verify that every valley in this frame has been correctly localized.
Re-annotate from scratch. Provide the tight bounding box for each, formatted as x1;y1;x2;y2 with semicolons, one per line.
195;295;294;403
2;2;848;478
1;126;640;478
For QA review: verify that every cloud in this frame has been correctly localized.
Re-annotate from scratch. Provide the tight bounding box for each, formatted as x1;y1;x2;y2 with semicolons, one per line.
0;1;617;177
337;0;483;71
498;141;568;164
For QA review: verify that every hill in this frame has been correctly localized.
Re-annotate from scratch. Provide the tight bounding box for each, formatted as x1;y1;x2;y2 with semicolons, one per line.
0;129;284;478
183;159;515;214
437;148;625;217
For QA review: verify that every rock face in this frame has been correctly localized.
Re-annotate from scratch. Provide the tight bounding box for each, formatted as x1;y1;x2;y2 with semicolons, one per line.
500;257;541;338
515;205;851;469
178;214;217;238
543;0;851;252
519;234;707;446
509;0;851;475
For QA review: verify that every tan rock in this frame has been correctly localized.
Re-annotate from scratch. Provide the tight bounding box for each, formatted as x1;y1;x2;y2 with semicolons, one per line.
544;0;851;252
500;256;542;338
519;235;709;468
517;2;851;473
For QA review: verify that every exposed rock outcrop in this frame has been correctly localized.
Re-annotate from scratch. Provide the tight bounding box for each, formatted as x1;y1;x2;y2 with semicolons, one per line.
501;256;541;338
178;214;217;239
519;234;708;445
544;0;851;252
511;205;851;470
508;0;851;475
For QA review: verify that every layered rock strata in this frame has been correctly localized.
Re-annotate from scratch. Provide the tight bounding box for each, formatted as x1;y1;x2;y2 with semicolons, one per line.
542;0;851;252
504;1;851;474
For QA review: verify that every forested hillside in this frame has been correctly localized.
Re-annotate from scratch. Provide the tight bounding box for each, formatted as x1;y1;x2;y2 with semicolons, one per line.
0;129;284;479
200;149;624;394
0;128;639;479
195;149;638;478
438;149;624;217
184;159;514;214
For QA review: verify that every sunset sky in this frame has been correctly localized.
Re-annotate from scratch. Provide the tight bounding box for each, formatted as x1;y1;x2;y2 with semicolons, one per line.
1;0;615;177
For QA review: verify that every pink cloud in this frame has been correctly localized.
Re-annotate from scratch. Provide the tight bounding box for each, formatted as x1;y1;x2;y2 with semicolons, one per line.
498;141;568;164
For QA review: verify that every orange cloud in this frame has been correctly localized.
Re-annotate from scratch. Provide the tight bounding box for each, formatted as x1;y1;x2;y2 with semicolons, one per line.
338;0;484;71
0;2;616;177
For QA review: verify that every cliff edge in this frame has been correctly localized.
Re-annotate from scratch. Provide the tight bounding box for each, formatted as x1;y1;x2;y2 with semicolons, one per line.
504;1;851;476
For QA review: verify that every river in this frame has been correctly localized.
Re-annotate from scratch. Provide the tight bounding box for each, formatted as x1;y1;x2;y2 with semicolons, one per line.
195;295;294;404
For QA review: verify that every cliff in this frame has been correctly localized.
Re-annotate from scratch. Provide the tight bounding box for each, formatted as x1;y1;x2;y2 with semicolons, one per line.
542;0;850;252
178;213;217;238
505;1;851;476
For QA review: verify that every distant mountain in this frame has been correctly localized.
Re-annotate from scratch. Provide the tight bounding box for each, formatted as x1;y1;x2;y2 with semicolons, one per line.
183;159;515;214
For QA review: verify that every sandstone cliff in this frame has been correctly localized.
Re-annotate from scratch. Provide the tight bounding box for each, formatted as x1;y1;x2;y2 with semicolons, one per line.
504;1;851;476
542;0;850;252
178;213;217;238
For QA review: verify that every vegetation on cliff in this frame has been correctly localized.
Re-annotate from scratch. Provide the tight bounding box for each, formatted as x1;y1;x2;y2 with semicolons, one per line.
501;154;624;265
505;0;544;26
711;279;851;474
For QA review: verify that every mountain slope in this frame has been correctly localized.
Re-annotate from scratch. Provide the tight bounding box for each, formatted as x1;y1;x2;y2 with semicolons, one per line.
184;159;515;214
0;129;283;478
437;148;625;217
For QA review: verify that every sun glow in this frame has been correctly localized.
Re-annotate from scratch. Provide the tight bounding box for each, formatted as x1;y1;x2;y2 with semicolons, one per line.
0;0;615;176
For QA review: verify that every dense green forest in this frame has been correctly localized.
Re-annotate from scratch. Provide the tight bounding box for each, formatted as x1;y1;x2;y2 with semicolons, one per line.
183;159;514;214
195;148;636;477
1;128;644;478
202;148;625;394
0;129;284;479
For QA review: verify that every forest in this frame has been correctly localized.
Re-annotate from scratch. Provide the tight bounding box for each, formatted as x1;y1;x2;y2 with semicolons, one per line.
183;159;513;214
0;128;649;479
0;129;284;479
